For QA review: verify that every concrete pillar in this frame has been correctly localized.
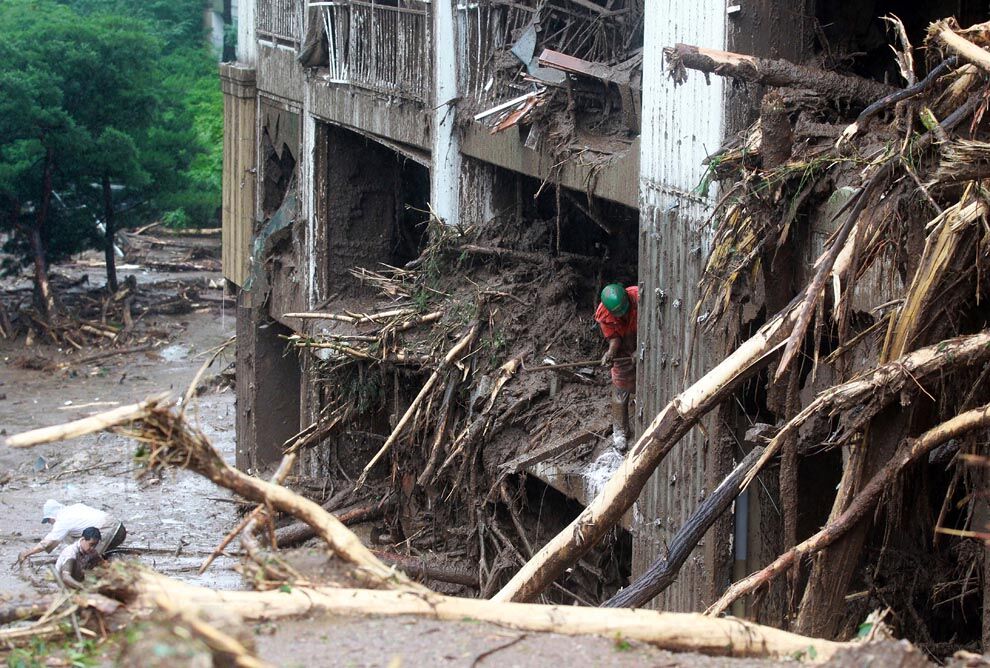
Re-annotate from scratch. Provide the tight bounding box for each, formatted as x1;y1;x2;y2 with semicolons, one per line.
220;64;257;288
235;291;302;473
431;0;461;227
236;0;257;65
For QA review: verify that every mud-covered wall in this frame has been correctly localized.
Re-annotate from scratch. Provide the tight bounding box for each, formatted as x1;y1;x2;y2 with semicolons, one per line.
235;291;302;472
315;125;402;287
723;0;814;135
634;0;726;612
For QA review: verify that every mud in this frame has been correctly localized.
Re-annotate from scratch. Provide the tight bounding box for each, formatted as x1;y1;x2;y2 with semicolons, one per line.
0;307;240;597
254;613;789;668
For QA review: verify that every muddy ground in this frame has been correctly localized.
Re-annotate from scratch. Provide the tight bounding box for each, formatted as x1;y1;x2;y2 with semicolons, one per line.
0;248;931;666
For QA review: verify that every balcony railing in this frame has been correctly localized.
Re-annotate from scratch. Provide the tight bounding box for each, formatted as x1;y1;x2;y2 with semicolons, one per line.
308;1;432;103
258;0;304;44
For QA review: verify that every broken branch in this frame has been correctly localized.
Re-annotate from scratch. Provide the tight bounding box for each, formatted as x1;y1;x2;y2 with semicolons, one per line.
665;43;896;107
707;403;990;616
355;323;479;488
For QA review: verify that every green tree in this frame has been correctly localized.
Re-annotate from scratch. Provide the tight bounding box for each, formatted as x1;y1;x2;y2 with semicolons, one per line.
0;0;218;307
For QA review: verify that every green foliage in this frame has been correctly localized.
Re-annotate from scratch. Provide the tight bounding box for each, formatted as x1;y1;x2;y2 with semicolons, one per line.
0;0;222;290
6;637;101;668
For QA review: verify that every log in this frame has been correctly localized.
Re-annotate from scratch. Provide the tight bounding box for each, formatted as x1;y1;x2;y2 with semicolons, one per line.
274;501;385;548
664;43;896;107
492;310;796;603
355;323;478;488
707;404;990;616
0;599;52;624
118;570;847;661
936;24;990;73
371;551;479;588
604;446;765;609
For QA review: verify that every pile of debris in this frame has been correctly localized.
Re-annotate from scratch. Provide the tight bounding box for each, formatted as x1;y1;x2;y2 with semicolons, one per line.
0;226;228;355
465;0;644;161
1;399;857;665
278;215;631;603
491;14;990;655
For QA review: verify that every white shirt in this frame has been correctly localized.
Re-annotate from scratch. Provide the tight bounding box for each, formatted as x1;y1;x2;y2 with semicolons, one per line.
54;539;84;576
43;504;112;546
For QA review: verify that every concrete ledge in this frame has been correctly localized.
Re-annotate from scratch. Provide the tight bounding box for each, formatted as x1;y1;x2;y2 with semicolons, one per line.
461;124;640;209
219;63;257;99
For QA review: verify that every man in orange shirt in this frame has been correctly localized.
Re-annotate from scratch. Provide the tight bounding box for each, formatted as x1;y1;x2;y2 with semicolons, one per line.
594;283;638;451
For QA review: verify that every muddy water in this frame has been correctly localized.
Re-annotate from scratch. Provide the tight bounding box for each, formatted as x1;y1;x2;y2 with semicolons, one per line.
0;308;241;596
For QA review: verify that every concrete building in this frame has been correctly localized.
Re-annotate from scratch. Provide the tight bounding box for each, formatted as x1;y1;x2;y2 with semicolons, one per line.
221;0;919;612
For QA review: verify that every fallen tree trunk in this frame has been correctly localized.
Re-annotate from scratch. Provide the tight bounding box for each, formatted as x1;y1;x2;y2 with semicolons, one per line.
707;403;990;616
664;43;896;106
117;570;846;661
492;310;797;602
274;501;385;548
604;446;765;609
371;551;479;588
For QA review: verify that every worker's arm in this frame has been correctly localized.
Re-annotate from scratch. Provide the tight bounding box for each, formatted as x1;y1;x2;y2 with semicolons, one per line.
14;540;59;566
600;337;621;366
58;561;84;590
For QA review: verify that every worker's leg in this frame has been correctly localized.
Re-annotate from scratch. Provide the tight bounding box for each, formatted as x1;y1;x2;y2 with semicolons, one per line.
96;522;126;557
611;387;630;451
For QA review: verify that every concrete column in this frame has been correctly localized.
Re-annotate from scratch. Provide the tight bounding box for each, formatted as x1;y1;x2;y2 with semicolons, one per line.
633;0;726;611
235;291;302;473
236;0;257;65
431;0;461;227
302;85;318;307
220;64;257;288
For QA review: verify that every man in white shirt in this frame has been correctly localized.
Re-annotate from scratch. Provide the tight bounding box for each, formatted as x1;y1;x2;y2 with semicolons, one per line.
14;499;127;567
54;526;102;590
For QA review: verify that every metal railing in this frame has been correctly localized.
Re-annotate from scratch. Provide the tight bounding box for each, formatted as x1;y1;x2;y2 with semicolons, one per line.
310;0;431;103
258;0;304;44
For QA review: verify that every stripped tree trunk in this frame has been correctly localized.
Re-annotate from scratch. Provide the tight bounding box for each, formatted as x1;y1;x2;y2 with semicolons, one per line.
604;446;765;609
116;570;848;661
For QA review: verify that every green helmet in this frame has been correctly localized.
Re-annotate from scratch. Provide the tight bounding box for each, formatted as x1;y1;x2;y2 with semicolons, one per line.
600;284;629;316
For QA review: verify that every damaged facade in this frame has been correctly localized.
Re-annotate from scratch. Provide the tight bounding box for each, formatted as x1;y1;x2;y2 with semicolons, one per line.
222;0;990;647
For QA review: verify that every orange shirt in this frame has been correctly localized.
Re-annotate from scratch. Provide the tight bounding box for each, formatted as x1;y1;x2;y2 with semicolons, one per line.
595;286;639;340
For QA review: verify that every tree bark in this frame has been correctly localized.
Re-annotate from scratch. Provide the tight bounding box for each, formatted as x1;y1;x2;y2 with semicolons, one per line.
665;43;896;107
32;146;55;319
274;501;385;548
604;446;765;609
102;173;118;293
707;404;990;616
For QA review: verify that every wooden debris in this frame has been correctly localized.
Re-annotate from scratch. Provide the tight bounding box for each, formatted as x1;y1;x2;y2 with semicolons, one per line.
708;404;990;616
